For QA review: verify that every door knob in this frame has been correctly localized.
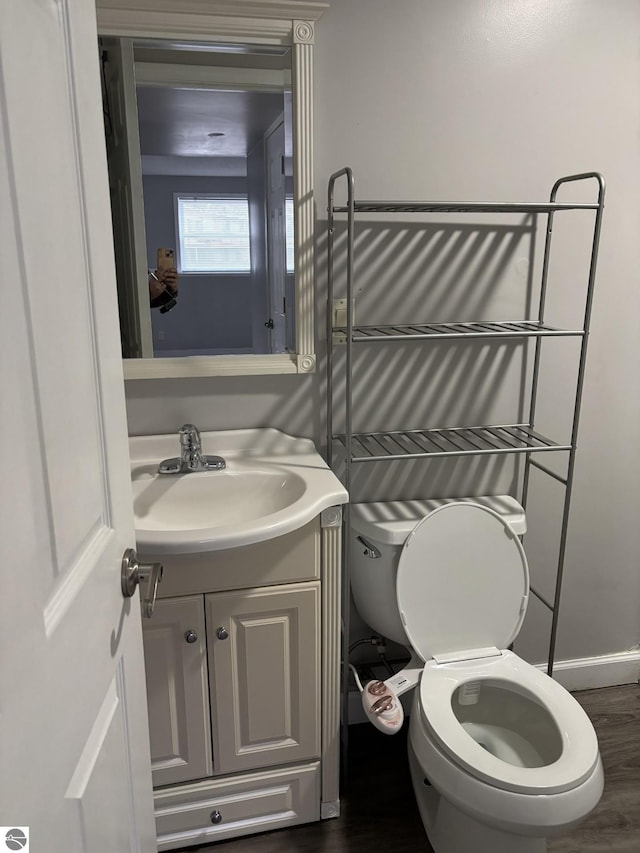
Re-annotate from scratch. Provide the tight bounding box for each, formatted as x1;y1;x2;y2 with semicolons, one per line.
185;630;198;644
121;548;163;618
216;627;229;640
264;318;274;329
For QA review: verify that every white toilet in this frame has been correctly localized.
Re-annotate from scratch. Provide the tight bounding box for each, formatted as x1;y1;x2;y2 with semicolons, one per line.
350;497;604;853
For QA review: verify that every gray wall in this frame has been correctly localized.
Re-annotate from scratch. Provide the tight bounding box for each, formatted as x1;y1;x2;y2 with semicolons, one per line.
143;174;253;353
126;0;640;668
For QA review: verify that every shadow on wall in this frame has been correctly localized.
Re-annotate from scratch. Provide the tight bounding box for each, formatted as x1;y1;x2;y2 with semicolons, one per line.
124;369;325;442
317;216;540;502
125;202;586;497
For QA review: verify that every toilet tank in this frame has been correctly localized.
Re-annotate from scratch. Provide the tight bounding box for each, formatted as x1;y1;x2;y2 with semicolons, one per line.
349;495;527;647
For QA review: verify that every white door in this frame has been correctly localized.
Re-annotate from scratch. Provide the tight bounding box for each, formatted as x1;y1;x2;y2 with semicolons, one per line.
0;3;156;852
265;119;287;353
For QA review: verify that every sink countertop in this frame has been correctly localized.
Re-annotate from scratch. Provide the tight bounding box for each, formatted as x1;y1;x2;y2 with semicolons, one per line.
129;428;348;554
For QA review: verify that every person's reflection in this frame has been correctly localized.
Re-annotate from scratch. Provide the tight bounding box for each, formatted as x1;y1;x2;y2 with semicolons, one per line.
149;267;178;313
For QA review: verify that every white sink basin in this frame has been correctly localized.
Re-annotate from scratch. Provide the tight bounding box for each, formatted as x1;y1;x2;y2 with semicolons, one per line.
129;429;348;554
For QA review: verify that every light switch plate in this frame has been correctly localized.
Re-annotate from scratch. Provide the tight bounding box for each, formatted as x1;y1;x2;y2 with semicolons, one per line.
332;298;355;343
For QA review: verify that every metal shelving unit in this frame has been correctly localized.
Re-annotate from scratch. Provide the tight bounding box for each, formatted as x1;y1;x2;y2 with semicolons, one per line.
327;167;605;705
334;424;572;462
333;320;585;342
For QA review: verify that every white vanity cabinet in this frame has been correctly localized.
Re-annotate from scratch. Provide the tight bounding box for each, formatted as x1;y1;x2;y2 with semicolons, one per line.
140;514;343;850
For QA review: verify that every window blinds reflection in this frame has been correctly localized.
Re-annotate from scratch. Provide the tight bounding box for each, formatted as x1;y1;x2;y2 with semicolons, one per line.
176;194;251;273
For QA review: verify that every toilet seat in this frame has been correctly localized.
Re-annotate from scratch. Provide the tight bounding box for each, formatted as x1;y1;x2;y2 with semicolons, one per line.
396;502;529;662
418;650;600;795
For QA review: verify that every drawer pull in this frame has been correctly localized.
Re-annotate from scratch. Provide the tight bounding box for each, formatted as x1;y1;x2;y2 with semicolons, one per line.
210;810;223;825
184;630;198;644
216;627;229;640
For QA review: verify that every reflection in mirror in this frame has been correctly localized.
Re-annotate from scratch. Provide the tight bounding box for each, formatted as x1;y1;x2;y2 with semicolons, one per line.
100;38;294;359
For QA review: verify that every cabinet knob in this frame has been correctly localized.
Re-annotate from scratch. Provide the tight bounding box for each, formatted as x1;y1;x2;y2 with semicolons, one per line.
184;630;198;644
210;810;223;825
216;627;229;640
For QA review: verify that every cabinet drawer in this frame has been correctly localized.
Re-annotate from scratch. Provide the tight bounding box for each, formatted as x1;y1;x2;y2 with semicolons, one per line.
154;762;320;850
151;519;321;598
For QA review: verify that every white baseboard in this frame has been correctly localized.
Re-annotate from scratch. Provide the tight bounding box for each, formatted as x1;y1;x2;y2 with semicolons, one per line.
347;649;640;725
535;648;640;692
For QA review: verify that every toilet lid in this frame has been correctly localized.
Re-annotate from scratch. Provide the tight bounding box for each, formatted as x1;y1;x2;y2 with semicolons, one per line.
396;503;529;661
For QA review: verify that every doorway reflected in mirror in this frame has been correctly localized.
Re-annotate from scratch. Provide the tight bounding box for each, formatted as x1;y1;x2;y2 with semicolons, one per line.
100;37;294;359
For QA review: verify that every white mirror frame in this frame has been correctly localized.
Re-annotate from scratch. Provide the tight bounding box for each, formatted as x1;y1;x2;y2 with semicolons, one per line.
96;0;327;379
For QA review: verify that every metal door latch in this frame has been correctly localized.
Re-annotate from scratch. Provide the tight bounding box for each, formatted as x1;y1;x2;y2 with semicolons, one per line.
121;548;163;618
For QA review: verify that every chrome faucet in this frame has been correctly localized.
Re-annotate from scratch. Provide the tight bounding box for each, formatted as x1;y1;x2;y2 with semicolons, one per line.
158;424;226;475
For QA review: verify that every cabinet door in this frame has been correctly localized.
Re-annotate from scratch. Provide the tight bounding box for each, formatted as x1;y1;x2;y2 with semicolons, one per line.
143;595;213;787
206;582;320;775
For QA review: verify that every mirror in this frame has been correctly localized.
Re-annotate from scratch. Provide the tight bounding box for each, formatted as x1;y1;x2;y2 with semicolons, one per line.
101;38;294;358
95;0;324;378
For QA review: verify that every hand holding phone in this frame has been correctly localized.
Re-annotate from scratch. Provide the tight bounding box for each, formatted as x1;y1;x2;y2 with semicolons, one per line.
150;248;178;312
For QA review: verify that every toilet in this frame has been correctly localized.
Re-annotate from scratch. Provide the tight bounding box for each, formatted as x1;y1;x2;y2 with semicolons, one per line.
350;497;604;853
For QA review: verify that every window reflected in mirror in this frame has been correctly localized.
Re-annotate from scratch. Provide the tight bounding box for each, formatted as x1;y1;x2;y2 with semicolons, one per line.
100;37;294;359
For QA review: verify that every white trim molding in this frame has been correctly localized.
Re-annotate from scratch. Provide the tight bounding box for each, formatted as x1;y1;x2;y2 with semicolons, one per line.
537;648;640;692
292;25;315;373
321;800;340;819
320;522;342;814
124;353;299;379
97;0;328;27
96;0;325;379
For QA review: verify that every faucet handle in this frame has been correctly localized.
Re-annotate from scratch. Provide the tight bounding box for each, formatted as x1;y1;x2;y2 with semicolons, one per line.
158;424;225;474
179;424;200;446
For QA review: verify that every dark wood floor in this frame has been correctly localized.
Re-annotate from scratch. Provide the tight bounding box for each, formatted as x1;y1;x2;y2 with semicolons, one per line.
177;683;639;853
548;683;640;853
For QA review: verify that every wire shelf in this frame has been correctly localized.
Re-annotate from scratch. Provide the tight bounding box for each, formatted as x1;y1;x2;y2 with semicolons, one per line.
333;320;585;342
334;424;570;462
331;200;599;215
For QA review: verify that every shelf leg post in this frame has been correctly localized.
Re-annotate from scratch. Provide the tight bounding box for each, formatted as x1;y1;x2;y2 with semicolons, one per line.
544;173;605;677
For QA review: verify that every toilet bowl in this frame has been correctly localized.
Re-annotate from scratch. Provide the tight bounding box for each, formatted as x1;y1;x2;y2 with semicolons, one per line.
350;498;604;853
